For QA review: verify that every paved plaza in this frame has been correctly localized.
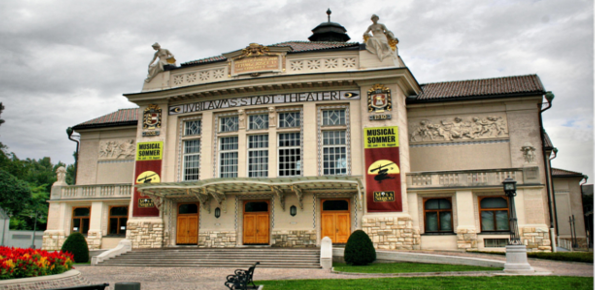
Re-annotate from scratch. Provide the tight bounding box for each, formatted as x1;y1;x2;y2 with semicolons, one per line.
76;253;594;290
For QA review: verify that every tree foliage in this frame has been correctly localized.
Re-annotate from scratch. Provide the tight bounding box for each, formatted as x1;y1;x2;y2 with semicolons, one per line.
0;169;31;216
344;230;377;266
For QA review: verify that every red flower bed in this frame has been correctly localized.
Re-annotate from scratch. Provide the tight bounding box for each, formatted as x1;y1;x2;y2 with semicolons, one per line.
0;246;73;280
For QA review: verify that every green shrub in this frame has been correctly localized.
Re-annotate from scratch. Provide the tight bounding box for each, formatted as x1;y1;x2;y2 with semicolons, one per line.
61;232;89;263
344;230;376;266
527;252;593;263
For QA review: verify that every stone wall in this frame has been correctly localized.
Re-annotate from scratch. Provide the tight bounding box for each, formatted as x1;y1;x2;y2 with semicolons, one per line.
42;230;67;251
456;228;478;250
86;230;102;250
520;226;551;252
362;216;421;250
272;230;317;247
199;231;236;247
126;221;164;249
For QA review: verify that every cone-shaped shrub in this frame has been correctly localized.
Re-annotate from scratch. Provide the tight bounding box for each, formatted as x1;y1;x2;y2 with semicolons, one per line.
344;230;376;265
61;232;89;263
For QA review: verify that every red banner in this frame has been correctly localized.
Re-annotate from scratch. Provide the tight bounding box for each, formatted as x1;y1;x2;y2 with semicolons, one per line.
132;141;163;217
364;126;402;212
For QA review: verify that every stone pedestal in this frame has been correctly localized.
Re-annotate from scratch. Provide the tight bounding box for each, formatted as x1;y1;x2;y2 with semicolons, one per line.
504;244;534;273
320;237;332;270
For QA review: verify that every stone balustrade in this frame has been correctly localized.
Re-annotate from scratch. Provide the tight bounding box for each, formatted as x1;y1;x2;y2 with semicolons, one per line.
407;167;540;189
50;183;132;200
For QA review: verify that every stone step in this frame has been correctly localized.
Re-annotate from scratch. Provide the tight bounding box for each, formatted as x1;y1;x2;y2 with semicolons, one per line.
117;253;318;258
104;258;318;264
98;263;322;268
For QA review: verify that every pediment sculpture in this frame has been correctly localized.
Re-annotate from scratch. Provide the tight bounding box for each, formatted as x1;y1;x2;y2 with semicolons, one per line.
363;14;399;61
146;42;176;83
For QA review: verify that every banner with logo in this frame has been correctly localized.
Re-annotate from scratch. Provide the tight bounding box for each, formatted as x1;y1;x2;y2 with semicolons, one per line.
364;126;402;212
132;141;163;217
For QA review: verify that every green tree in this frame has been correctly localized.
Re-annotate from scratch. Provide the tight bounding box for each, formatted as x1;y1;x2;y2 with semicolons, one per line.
0;169;31;216
66;151;77;185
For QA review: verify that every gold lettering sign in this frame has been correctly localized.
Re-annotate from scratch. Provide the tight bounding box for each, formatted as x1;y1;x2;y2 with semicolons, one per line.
234;56;278;74
373;191;395;202
138;198;155;208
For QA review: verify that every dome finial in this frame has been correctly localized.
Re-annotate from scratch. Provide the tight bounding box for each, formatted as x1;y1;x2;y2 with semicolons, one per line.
327;8;332;22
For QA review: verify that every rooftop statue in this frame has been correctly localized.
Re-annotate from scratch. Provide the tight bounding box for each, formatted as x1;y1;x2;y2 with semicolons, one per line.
363;14;398;61
146;43;176;83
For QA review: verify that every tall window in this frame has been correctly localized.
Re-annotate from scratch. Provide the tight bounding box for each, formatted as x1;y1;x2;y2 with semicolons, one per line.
220;136;238;177
479;196;510;232
423;198;453;233
108;206;128;236
220;116;239;132
278;132;301;176
72;207;90;235
249;114;269;130
323;110;346;126
322;131;347;175
248;135;268;177
184;120;201;136
278;112;300;128
183;139;201;181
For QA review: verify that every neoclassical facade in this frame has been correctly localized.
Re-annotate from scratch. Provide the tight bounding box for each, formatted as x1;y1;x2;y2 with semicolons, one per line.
44;14;561;252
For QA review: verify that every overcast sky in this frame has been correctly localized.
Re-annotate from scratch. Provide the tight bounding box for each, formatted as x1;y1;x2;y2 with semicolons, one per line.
0;0;592;181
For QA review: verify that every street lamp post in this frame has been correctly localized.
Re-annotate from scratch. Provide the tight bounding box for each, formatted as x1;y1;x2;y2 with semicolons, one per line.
502;176;534;273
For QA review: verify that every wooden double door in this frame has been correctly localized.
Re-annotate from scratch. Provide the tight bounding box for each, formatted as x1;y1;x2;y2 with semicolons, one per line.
177;203;199;245
243;200;270;245
321;199;351;244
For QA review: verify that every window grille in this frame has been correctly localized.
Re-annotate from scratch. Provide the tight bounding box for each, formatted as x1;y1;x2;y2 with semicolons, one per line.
322;110;346;126
249;114;269;130
184;120;201;136
220;116;239;132
248;134;268;177
219;136;238;178
183;139;201;181
278;132;301;176
278;112;300;128
322;131;347;175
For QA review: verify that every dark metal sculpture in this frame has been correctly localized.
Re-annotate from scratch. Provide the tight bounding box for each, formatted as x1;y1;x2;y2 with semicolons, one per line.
225;261;260;290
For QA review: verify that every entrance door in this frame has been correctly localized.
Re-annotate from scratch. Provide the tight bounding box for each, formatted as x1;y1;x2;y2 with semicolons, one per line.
321;199;351;244
177;203;199;245
243;201;270;245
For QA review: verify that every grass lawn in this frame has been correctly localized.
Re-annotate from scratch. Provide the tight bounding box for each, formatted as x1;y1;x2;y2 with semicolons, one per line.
333;262;501;273
468;251;594;263
257;276;594;290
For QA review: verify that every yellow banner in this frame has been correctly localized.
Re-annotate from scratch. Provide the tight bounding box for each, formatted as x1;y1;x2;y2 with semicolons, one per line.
364;126;399;148
136;141;163;161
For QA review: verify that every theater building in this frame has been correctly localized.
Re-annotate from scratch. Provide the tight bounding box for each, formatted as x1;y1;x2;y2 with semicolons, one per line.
43;13;559;252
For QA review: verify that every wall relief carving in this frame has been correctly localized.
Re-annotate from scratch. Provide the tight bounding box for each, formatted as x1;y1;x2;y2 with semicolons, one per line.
409;115;508;143
99;139;136;160
521;142;537;164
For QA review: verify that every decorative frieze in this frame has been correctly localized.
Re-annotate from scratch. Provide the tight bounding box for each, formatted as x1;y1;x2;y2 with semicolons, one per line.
289;57;357;73
362;216;421;250
98;139;135;160
409;114;508;143
272;230;316;247
126;221;164;249
199;231;236;247
171;68;226;88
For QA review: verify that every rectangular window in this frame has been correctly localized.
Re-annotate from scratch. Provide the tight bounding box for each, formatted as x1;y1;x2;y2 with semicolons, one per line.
220;136;238;178
184;120;201;136
278;112;300;128
322;110;346;126
183;139;201;181
322;131;347;175
220;116;239;132
108;206;128;236
72;207;90;235
248;135;269;177
484;239;508;248
423;198;453;233
278;132;301;177
249;114;269;130
479;196;510;232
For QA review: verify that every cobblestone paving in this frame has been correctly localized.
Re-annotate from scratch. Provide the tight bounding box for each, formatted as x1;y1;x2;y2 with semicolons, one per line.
76;252;593;290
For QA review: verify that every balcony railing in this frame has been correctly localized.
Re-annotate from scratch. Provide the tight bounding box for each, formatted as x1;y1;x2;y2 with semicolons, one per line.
407;167;539;189
50;183;132;200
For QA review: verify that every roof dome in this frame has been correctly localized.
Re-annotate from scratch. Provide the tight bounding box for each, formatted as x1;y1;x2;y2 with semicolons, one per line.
308;9;351;42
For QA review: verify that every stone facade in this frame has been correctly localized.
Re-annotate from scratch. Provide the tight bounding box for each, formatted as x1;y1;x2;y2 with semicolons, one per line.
198;231;236;247
520;226;551;252
362;216;421;250
42;230;67;251
126;221;164;248
272;230;316;247
86;230;102;250
456;228;478;250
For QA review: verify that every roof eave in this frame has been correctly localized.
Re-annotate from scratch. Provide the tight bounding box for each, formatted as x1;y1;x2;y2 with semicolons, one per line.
407;91;546;105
